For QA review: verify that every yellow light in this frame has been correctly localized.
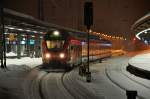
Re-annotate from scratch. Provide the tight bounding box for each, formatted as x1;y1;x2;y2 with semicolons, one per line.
89;29;92;33
53;31;60;36
59;53;65;59
45;53;51;58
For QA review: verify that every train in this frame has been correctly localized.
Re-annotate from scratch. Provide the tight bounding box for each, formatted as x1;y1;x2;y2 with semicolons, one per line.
42;29;112;69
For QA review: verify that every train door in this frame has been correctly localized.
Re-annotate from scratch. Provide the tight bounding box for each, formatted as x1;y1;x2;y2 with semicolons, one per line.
75;45;82;65
69;45;82;66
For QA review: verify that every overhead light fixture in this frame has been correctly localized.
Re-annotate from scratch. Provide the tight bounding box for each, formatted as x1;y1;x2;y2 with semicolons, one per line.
53;30;60;36
33;31;37;33
23;38;26;40
144;31;147;34
136;28;150;40
144;40;148;44
9;27;15;30
26;30;31;32
17;28;23;31
5;26;15;30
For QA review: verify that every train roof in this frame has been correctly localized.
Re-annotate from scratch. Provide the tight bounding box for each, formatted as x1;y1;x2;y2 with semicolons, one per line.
45;29;111;43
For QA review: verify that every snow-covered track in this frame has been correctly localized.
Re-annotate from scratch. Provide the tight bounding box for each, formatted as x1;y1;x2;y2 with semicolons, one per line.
25;66;98;99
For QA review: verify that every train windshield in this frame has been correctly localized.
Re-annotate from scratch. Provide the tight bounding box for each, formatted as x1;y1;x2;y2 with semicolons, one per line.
46;40;65;49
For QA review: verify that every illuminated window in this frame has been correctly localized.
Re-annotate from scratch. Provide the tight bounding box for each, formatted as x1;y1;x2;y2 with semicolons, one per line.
46;40;64;49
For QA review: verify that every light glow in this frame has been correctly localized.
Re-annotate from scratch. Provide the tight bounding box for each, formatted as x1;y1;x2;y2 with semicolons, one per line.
59;53;65;59
136;28;150;40
17;28;23;31
26;30;31;32
33;31;37;33
9;27;15;30
53;31;60;36
45;53;51;58
100;43;112;47
144;40;148;44
23;38;26;40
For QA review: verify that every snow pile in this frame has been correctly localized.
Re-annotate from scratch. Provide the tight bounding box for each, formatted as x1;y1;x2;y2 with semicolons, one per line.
6;57;42;68
6;52;17;56
129;53;150;71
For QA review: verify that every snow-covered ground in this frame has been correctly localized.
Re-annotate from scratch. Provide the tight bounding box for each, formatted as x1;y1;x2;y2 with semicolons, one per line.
71;56;150;99
6;57;42;69
106;56;150;99
0;56;42;99
1;52;150;99
5;52;42;69
6;52;17;56
6;52;27;57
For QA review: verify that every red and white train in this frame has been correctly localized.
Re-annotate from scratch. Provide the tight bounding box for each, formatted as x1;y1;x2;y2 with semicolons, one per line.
42;29;112;69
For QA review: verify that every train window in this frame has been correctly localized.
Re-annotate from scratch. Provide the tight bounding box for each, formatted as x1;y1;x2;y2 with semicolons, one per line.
46;40;65;49
71;46;74;50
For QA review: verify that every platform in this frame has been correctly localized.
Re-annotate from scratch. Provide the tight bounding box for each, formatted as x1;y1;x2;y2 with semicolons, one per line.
127;53;150;80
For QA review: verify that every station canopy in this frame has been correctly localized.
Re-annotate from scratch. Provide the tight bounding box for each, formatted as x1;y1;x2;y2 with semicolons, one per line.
131;13;150;33
3;8;84;35
131;13;150;42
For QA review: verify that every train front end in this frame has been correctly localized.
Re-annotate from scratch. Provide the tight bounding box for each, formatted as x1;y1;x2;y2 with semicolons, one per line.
42;30;68;68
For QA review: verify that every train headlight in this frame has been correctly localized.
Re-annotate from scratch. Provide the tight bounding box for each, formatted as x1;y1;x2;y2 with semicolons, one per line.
59;53;65;59
45;53;51;59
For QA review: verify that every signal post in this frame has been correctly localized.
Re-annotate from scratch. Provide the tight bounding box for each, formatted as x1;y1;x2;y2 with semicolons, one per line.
84;0;93;82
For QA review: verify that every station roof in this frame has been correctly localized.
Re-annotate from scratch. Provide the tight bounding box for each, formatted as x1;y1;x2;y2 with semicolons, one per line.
131;13;150;44
131;13;150;33
3;8;84;35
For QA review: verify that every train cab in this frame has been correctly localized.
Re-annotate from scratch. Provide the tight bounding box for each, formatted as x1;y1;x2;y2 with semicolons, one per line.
42;30;68;68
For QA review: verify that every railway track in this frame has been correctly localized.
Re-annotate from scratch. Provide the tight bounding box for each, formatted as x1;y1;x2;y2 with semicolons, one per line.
25;65;99;99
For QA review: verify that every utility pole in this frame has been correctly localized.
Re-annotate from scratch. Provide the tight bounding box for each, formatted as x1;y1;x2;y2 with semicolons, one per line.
84;0;93;82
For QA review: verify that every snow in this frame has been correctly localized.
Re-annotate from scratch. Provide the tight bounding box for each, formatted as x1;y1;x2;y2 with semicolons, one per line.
0;56;42;99
106;56;150;99
73;56;150;99
6;57;42;68
6;52;17;56
5;51;43;68
71;59;127;99
1;52;150;99
129;53;150;71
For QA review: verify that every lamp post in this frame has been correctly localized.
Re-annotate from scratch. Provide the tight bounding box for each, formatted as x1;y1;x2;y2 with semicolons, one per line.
84;0;93;82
